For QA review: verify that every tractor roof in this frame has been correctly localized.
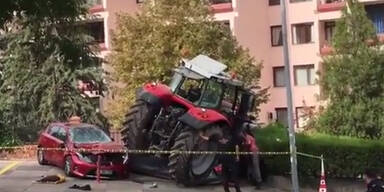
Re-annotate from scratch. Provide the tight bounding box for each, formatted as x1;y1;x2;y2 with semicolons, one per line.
177;55;244;87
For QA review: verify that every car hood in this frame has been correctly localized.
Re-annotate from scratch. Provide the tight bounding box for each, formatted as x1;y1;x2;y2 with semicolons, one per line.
73;142;125;154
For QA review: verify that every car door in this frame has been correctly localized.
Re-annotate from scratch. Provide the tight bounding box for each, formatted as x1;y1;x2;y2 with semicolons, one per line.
50;126;68;166
39;125;60;163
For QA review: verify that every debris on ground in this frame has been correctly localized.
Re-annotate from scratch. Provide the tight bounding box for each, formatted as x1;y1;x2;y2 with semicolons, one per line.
149;182;157;188
142;182;159;192
69;184;92;191
142;182;158;188
36;174;66;184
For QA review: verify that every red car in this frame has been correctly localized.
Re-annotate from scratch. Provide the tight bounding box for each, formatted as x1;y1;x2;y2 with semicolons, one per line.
37;122;128;178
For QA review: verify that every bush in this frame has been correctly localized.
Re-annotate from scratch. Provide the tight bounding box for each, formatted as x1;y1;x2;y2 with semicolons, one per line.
254;124;384;178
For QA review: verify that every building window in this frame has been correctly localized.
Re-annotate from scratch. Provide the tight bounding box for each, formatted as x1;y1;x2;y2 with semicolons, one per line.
273;66;285;87
84;21;105;43
292;23;314;44
269;0;280;6
366;4;384;34
276;108;288;127
218;20;231;31
296;106;315;128
323;0;342;3
87;0;102;7
290;0;311;3
294;65;315;86
211;0;232;4
324;21;336;42
271;25;283;46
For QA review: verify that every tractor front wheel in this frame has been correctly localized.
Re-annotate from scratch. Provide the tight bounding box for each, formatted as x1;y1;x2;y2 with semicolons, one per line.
168;124;225;186
121;100;155;150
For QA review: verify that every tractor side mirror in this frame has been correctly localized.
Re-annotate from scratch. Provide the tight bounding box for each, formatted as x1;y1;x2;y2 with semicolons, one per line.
248;114;257;121
242;121;259;133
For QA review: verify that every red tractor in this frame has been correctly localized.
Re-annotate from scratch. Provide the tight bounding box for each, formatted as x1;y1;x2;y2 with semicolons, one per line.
121;55;261;186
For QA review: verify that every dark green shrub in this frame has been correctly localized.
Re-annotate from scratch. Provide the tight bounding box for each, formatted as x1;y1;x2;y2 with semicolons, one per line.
255;124;384;178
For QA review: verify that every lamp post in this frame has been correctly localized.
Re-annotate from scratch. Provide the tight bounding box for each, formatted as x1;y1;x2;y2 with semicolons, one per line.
280;0;300;191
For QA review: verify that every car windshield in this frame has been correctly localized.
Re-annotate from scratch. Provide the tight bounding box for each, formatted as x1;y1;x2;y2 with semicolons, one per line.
70;126;111;144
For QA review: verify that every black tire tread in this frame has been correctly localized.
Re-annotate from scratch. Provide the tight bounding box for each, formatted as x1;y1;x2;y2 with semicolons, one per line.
168;131;194;185
120;100;152;150
168;124;226;186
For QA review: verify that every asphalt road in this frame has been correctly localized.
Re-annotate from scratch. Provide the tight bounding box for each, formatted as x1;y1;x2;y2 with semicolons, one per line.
0;160;285;192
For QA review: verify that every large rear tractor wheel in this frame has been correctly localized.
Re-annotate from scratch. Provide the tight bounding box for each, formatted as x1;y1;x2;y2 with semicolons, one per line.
168;124;226;186
121;100;155;150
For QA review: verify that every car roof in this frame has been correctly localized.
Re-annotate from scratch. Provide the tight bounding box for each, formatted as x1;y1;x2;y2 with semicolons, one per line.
49;122;99;129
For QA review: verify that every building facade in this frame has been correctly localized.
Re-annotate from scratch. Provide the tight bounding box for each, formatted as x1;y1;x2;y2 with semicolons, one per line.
86;0;384;128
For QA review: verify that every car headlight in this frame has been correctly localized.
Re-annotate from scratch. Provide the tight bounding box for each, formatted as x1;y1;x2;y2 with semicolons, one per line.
122;153;129;164
76;152;95;164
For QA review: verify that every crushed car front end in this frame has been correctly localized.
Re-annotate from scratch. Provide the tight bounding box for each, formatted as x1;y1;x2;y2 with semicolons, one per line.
70;151;128;178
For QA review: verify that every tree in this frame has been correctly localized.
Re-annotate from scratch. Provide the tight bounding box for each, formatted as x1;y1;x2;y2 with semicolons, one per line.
0;0;87;27
106;0;268;128
316;0;384;139
0;1;106;142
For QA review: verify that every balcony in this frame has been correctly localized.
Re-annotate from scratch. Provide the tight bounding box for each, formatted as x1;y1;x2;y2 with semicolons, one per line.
318;0;346;12
99;43;107;51
379;34;384;42
210;0;233;13
88;0;104;13
320;34;384;56
320;43;334;56
320;21;335;55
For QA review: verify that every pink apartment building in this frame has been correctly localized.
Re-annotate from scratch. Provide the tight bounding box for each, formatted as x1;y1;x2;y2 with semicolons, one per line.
85;0;384;128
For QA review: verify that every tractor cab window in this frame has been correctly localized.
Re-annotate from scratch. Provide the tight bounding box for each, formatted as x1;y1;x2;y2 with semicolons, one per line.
176;78;204;103
221;86;238;115
169;73;183;93
199;80;223;109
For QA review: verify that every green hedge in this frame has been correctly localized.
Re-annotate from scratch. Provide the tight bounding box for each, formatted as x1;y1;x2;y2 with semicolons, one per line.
254;124;384;178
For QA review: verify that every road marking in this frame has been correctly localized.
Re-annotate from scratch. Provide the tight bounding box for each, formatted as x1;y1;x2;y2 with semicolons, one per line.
0;161;20;175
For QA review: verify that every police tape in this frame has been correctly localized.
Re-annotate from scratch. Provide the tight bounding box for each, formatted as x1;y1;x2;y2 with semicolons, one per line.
297;152;324;160
0;145;322;159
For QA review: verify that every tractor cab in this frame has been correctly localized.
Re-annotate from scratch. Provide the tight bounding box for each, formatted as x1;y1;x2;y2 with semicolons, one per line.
169;55;254;120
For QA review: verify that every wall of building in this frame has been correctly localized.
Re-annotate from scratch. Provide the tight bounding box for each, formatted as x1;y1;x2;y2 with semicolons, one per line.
93;0;384;128
226;0;322;127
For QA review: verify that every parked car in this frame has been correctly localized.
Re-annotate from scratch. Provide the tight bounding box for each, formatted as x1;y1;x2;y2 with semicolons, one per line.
37;122;128;178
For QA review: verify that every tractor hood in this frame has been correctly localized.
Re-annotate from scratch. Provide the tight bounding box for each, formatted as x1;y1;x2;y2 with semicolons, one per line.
183;55;227;78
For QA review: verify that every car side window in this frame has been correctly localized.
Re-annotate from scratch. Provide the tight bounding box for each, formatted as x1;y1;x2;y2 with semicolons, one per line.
49;126;67;141
57;127;67;141
48;126;60;136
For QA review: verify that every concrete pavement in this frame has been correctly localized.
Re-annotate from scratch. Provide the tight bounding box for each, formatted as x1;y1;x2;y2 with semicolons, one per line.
0;160;287;192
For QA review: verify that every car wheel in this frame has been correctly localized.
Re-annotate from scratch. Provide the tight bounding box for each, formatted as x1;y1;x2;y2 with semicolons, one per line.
37;148;47;165
64;156;73;176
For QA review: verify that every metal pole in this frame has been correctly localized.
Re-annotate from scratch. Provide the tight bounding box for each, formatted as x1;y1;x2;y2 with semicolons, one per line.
97;154;101;183
280;0;300;191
